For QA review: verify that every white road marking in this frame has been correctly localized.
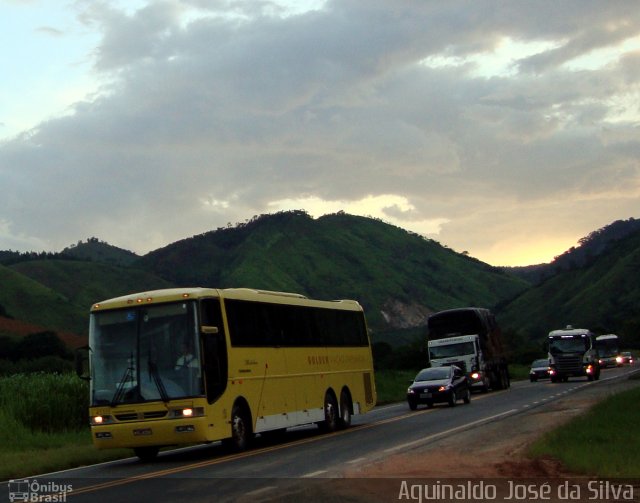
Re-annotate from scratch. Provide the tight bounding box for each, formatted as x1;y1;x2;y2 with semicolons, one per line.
302;470;328;478
244;486;277;497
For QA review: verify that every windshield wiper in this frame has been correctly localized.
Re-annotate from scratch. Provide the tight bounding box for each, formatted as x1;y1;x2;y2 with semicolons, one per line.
148;358;169;403
111;353;135;407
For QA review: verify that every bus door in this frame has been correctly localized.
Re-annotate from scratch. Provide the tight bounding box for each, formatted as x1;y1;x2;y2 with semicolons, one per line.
200;298;228;404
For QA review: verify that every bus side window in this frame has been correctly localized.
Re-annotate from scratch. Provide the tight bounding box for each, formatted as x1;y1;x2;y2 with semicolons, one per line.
200;299;228;403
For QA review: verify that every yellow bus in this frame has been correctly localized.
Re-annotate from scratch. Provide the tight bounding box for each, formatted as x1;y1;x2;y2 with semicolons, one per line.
80;287;376;460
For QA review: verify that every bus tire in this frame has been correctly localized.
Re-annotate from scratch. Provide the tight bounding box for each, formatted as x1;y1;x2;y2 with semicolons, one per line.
227;402;252;451
320;391;339;432
338;389;352;429
134;446;159;462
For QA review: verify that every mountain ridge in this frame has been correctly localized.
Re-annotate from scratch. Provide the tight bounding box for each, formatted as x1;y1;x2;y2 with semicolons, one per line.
0;211;529;338
1;211;639;352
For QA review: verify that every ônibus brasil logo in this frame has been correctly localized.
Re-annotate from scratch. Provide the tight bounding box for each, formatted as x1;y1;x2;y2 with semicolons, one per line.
8;479;73;502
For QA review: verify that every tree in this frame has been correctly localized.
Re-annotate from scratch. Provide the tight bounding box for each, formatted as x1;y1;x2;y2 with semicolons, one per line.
0;335;19;360
0;302;11;318
15;331;71;361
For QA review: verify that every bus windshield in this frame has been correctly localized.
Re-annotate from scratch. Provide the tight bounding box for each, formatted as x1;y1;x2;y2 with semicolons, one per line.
89;301;204;406
595;338;619;358
429;342;475;359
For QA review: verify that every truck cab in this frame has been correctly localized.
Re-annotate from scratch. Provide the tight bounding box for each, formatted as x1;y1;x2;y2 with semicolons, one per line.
548;325;600;382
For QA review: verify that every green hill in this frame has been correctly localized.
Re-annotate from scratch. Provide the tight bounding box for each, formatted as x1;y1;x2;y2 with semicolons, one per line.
9;260;174;321
497;228;640;347
5;210;639;355
138;211;530;331
0;264;85;334
505;217;640;284
60;238;139;266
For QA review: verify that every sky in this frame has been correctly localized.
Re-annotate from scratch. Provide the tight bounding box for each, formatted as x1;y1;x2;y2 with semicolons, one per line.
1;0;639;267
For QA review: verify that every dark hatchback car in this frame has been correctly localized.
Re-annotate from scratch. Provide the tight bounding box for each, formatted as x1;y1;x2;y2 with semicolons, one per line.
407;365;470;410
529;358;551;381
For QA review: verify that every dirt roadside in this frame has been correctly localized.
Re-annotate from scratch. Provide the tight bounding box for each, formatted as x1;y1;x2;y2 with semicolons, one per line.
347;373;640;479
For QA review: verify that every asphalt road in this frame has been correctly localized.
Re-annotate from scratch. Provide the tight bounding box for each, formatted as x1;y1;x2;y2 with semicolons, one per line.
3;365;638;503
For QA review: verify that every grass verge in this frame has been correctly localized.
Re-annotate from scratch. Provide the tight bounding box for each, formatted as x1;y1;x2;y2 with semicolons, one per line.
528;382;640;477
375;368;417;405
0;408;129;480
508;363;531;381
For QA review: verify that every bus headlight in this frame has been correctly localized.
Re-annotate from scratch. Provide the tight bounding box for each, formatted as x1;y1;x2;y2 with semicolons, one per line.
91;415;114;425
170;407;204;418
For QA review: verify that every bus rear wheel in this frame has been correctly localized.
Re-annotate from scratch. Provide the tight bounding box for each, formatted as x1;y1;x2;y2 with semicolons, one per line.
338;389;352;429
320;391;339;432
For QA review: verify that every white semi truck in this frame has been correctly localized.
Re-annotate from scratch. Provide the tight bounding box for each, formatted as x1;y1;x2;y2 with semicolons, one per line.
548;325;600;382
426;308;510;392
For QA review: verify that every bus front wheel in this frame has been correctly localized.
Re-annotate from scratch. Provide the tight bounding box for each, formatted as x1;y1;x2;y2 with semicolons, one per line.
134;446;159;462
226;403;252;451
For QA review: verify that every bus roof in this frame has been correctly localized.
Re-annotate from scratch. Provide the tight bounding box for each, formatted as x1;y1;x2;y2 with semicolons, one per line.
90;287;363;312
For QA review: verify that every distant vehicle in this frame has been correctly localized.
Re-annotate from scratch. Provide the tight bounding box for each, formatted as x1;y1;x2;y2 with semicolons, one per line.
529;359;551;382
620;351;634;365
594;334;621;368
426;307;510;392
548;325;600;382
407;365;470;410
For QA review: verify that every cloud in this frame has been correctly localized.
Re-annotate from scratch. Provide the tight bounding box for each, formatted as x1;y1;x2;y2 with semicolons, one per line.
0;0;639;265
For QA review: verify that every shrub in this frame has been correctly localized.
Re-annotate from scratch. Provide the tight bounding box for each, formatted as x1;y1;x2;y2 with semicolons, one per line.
0;373;88;433
0;356;73;376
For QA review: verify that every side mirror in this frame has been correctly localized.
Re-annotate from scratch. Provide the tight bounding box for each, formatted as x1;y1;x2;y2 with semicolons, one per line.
201;326;219;335
75;346;91;381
